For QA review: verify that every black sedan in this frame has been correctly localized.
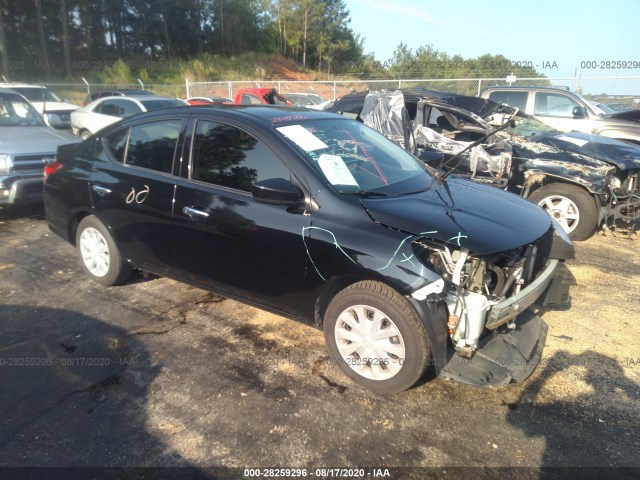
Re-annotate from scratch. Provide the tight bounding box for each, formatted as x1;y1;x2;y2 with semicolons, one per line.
44;105;573;393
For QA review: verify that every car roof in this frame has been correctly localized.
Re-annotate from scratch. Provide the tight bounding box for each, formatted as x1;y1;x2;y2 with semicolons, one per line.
481;85;573;92
0;87;27;95
96;95;177;102
92;89;154;95
0;83;50;89
136;104;341;124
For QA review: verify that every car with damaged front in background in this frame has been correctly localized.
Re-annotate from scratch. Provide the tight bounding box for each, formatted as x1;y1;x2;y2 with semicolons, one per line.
44;105;573;393
328;90;640;240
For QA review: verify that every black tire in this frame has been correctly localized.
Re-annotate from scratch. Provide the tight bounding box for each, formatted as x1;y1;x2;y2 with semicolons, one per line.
75;215;132;286
323;281;430;394
528;183;598;241
79;130;92;140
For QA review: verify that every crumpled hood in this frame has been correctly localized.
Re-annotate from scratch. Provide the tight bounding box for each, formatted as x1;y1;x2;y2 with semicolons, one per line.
533;131;640;170
361;177;552;255
0;127;78;153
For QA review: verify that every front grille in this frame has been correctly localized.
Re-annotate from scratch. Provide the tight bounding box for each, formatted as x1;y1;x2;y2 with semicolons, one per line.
12;155;55;173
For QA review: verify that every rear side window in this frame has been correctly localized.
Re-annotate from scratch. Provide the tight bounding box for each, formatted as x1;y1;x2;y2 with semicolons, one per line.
488;91;528;111
190;120;290;192
99;119;182;173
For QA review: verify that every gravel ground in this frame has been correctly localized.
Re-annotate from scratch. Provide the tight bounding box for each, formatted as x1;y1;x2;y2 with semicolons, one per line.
0;205;638;479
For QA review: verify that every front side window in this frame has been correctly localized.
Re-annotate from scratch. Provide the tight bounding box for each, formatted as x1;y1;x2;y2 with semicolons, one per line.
190;120;291;192
534;93;581;117
99;119;181;173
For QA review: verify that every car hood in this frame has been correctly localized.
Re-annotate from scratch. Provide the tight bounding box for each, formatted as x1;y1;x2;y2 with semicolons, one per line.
605;109;640;122
361;177;552;255
532;131;640;170
29;101;78;113
0;126;78;153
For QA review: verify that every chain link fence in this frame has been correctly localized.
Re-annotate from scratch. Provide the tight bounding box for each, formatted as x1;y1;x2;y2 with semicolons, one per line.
40;76;640;111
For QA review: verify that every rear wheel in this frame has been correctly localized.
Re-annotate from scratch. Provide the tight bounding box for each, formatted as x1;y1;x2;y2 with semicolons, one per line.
528;183;598;241
79;129;92;140
75;215;132;285
323;281;430;394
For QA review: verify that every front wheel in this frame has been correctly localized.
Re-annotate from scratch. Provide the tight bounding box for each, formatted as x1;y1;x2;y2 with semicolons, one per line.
323;281;430;394
75;215;132;285
528;183;598;241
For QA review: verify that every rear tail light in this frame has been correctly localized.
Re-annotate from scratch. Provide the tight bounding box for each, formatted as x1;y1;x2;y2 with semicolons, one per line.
44;161;63;178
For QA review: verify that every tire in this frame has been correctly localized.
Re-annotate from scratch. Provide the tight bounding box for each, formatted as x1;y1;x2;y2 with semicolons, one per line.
75;215;132;286
323;281;430;394
79;130;92;140
528;183;598;241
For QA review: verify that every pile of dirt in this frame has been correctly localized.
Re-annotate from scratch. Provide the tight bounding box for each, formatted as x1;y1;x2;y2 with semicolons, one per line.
263;55;314;81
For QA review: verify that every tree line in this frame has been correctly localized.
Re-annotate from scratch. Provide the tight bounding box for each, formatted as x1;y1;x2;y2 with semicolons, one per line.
0;0;544;81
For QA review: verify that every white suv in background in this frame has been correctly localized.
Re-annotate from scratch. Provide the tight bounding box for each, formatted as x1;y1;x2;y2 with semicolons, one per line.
0;83;78;129
480;86;640;145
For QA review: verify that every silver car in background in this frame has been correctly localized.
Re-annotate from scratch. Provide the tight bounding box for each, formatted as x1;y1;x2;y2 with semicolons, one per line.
0;88;78;206
71;95;187;139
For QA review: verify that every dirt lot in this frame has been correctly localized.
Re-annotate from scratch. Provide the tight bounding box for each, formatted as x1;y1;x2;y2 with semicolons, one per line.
0;205;638;479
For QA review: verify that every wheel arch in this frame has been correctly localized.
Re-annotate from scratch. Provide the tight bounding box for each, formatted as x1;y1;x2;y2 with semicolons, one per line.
524;171;603;204
67;209;94;246
313;275;450;374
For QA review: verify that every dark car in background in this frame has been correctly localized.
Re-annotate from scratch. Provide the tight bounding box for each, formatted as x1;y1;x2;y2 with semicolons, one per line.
0;88;78;206
44;105;572;394
327;90;640;240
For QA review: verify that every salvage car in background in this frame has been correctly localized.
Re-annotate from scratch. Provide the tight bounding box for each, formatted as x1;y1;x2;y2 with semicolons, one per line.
71;95;186;139
327;90;640;240
233;87;292;105
285;93;330;110
1;83;78;129
44;105;572;393
0;88;78;206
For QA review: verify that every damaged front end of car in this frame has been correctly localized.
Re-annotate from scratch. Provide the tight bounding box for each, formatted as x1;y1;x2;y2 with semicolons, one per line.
408;224;573;387
360;179;574;387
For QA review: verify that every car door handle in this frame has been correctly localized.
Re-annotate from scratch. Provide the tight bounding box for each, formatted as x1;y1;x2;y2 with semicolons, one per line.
182;206;210;220
91;185;112;196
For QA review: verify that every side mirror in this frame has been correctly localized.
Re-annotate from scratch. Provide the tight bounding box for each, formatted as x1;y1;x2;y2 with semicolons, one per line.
572;106;588;119
252;178;304;206
418;150;445;166
45;113;62;127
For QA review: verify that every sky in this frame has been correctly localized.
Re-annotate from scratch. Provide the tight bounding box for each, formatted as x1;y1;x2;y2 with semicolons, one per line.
345;0;639;94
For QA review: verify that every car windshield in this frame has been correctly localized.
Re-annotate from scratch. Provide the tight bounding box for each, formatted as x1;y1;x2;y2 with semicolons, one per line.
575;93;609;116
0;93;45;126
275;119;435;195
11;87;62;103
290;95;315;106
140;99;184;110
